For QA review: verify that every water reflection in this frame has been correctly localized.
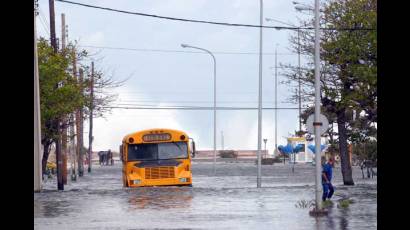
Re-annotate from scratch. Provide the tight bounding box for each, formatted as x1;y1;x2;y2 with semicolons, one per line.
311;204;351;230
34;200;71;218
339;208;349;230
126;187;193;210
325;207;336;230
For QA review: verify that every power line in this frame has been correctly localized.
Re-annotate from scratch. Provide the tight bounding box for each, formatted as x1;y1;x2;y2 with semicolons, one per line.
37;9;51;35
79;45;298;56
115;100;292;103
103;106;303;110
55;0;376;31
38;9;50;33
111;104;299;109
37;17;49;35
37;19;50;36
116;91;261;95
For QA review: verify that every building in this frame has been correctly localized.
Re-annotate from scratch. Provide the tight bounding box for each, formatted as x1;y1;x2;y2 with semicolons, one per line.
285;136;331;164
285;136;312;163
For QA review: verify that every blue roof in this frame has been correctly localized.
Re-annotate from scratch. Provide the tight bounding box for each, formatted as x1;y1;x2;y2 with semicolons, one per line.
307;144;326;154
278;143;305;154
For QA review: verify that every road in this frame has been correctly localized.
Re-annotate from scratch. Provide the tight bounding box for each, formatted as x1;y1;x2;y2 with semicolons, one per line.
34;160;377;230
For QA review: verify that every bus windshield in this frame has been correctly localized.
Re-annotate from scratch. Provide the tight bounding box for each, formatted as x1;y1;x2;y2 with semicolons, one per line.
127;142;188;161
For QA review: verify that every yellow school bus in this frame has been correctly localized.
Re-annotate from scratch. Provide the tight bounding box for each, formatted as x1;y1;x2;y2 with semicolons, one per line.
120;128;196;187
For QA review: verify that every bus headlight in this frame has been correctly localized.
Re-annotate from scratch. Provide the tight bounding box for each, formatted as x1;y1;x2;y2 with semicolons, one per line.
179;178;187;183
133;180;141;184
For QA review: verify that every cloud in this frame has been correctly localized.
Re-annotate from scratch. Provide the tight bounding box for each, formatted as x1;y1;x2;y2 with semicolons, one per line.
84;85;184;151
82;31;105;46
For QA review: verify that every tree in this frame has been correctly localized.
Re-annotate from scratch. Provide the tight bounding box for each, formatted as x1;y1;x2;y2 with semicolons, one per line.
38;37;125;175
81;63;125;120
353;140;376;162
282;0;376;185
219;150;237;158
38;38;87;174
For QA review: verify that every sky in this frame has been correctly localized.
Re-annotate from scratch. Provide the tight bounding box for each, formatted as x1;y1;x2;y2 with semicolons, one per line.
36;0;314;155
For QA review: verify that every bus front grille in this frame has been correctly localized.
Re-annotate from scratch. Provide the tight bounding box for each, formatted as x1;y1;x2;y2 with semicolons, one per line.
145;167;175;179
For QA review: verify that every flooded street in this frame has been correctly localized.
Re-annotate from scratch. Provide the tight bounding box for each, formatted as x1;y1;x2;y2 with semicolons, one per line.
34;161;376;230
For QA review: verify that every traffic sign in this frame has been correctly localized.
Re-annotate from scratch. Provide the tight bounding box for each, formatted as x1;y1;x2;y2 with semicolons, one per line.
306;114;329;135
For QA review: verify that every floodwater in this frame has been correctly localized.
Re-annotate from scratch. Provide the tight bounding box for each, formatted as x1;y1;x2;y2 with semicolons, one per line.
34;160;377;230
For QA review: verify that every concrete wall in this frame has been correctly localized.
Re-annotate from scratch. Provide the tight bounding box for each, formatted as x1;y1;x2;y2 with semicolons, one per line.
195;150;268;159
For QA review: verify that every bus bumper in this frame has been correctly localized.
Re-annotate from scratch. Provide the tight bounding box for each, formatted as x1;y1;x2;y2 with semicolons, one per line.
127;177;192;187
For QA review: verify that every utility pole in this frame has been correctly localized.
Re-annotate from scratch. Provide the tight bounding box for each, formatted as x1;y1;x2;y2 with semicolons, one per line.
34;0;42;192
70;113;77;181
61;13;68;185
61;14;66;49
88;62;94;173
49;0;57;53
71;45;78;181
313;0;323;211
275;46;281;165
298;28;302;133
77;68;85;177
49;0;63;190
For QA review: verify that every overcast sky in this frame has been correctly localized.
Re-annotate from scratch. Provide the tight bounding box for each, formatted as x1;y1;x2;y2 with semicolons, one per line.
37;0;314;154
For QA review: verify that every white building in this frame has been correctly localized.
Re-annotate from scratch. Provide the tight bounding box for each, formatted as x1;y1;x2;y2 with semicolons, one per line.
285;136;313;163
286;136;328;164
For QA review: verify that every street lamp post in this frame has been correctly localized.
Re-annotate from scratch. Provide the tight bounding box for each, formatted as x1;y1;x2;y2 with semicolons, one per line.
293;0;323;211
275;45;279;165
256;0;263;188
181;44;217;175
265;17;302;134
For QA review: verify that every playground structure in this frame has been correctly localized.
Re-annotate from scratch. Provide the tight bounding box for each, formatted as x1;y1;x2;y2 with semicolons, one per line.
278;136;328;164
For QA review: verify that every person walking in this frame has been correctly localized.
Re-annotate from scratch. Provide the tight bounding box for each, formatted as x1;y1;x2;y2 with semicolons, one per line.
322;158;335;201
98;151;103;165
103;151;108;165
107;149;112;166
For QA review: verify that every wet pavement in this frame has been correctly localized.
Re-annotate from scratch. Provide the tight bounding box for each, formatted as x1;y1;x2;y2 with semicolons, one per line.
34;161;377;230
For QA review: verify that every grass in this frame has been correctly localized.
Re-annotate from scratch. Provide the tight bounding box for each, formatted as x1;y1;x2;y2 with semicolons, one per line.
337;199;354;208
322;200;334;208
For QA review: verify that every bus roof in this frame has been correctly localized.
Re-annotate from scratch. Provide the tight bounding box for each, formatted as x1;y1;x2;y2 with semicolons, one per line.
122;128;188;143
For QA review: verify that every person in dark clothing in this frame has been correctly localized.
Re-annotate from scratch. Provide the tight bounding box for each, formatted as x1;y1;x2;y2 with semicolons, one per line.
102;151;107;166
98;151;103;165
109;149;114;165
322;158;335;201
107;149;112;166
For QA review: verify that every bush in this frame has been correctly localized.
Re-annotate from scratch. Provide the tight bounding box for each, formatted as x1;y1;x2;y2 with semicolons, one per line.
261;158;275;165
219;150;237;158
273;155;284;163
